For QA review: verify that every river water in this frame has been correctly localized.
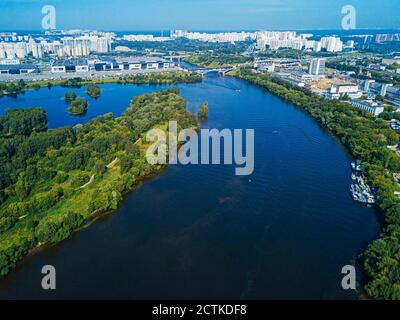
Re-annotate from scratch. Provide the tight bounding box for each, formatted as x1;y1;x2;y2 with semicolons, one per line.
0;74;380;299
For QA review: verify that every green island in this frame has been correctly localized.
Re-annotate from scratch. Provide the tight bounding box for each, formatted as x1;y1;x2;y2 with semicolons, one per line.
64;91;77;103
68;98;89;116
235;68;400;299
0;88;198;277
86;83;101;99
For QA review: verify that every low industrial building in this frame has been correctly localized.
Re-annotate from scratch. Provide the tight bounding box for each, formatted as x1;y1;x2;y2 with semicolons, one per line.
90;56;175;72
115;57;174;70
328;83;362;99
0;64;38;74
51;59;89;73
351;99;384;116
93;57;120;71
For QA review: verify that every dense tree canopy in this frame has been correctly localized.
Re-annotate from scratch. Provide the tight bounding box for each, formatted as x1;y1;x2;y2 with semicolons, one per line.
64;91;77;103
0;108;47;137
68;98;88;115
86;84;101;99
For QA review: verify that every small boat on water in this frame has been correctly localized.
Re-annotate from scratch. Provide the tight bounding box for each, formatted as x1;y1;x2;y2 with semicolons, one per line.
351;161;362;172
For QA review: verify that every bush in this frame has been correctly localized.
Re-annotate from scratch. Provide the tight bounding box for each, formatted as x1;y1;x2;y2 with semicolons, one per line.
71;173;90;188
68;98;88;115
86;84;101;99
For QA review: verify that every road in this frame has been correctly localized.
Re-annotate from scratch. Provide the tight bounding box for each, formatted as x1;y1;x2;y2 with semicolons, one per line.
0;67;184;83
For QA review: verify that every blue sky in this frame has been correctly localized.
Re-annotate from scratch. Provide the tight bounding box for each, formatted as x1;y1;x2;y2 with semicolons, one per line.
0;0;399;31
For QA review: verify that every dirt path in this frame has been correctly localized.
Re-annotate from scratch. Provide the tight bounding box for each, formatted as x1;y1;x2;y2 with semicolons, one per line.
79;174;95;189
76;158;118;190
106;157;119;169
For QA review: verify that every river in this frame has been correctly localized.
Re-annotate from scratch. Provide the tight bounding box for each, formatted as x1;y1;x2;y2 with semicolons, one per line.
0;74;380;299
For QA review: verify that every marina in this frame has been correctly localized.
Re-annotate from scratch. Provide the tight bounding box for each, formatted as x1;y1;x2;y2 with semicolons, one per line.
350;162;376;205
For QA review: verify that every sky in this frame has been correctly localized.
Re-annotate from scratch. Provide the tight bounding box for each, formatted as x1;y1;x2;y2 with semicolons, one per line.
0;0;399;31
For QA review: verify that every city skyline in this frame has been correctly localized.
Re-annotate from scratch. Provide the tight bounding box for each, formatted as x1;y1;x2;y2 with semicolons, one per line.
0;0;399;31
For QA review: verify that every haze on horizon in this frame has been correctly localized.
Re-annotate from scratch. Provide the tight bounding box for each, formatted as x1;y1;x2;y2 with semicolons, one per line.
0;0;399;31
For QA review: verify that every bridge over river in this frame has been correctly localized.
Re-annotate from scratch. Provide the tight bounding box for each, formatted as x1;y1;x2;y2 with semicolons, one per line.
186;65;236;76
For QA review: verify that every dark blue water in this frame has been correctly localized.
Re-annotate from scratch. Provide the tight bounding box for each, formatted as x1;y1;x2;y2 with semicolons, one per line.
0;77;380;299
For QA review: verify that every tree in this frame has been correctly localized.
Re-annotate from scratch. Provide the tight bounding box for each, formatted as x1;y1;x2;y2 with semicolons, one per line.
71;173;90;188
18;79;26;88
126;143;140;157
68;98;88;115
198;101;209;120
0;108;47;136
64;147;91;170
120;156;132;174
86;84;101;99
340;93;351;101
94;160;107;174
64;91;77;103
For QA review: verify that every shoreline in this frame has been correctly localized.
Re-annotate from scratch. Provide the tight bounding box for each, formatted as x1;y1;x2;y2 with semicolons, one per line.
0;69;202;98
20;163;169;264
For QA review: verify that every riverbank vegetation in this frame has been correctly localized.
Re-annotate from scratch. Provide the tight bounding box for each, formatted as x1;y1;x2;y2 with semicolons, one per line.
0;88;198;277
185;53;251;68
236;68;400;299
198;101;209;120
0;79;48;98
59;72;201;87
0;71;202;99
112;72;201;85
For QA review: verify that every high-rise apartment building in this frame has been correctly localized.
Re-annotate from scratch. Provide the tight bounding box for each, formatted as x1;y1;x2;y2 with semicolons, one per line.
309;58;326;75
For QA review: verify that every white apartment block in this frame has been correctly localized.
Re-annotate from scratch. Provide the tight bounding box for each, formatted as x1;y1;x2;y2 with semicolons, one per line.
170;30;255;43
321;37;343;52
351;100;384;116
255;32;341;53
309;58;326;75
